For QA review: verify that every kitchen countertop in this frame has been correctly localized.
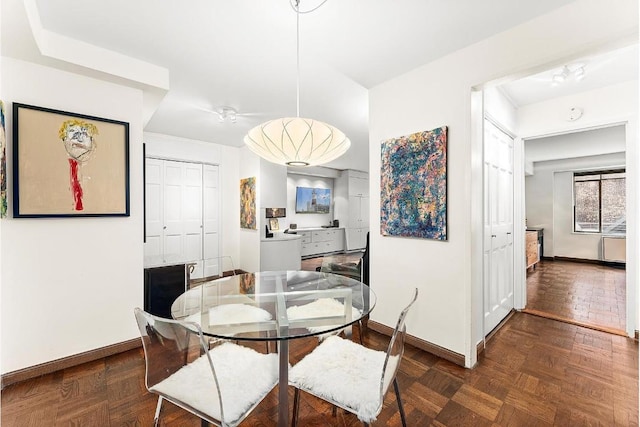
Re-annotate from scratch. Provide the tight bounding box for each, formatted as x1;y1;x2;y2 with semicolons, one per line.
261;233;303;242
289;227;345;232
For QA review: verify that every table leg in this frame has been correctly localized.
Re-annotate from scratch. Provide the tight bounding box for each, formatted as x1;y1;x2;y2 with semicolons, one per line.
278;340;289;427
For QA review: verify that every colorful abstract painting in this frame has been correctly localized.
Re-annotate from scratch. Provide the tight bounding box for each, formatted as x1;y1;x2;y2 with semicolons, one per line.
380;126;447;240
240;176;256;229
0;101;6;218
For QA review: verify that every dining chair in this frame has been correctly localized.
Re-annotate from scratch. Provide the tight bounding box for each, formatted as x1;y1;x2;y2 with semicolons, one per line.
134;307;279;427
286;297;364;344
318;255;362;281
288;288;418;426
316;232;369;285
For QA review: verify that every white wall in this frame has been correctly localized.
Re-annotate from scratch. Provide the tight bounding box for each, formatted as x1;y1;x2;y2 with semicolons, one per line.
485;87;518;135
369;0;638;366
518;80;638;138
260;159;287;209
143;132;241;271
0;57;144;373
525;125;626;164
526;152;626;259
286;174;334;229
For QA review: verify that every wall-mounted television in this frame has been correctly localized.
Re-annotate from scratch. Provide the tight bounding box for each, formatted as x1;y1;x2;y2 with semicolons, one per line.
295;187;331;214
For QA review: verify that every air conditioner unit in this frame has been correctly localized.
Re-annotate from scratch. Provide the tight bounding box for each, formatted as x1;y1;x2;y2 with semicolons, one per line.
602;236;625;263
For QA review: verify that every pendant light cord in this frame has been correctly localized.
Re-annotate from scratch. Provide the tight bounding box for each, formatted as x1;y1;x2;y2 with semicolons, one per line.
291;0;330;118
296;0;300;118
290;0;329;14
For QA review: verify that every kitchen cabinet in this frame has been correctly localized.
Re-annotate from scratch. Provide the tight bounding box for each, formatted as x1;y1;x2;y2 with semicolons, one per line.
297;228;345;257
526;231;539;270
335;170;369;250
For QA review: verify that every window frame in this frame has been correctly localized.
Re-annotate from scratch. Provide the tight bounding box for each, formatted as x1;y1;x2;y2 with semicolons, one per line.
573;169;625;234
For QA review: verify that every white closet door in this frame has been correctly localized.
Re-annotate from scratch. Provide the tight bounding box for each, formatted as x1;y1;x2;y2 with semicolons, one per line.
183;163;203;274
163;161;184;264
163;160;203;265
203;165;221;278
144;158;220;279
144;158;163;265
483;119;514;335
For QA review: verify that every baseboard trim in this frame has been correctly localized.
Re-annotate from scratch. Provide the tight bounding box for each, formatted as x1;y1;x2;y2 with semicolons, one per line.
1;338;141;389
368;320;465;367
552;256;626;269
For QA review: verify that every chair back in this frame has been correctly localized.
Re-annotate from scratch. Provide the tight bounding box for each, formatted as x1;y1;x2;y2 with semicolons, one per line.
379;288;418;402
133;308;226;422
360;232;370;285
219;255;237;276
318;255;361;281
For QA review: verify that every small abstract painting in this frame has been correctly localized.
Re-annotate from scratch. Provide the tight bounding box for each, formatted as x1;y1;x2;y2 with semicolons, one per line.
240;176;256;229
0;101;6;218
239;273;256;294
12;103;129;217
380;126;447;240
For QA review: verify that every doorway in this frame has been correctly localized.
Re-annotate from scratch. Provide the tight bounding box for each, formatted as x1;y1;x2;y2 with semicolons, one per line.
519;127;627;333
486;43;637;338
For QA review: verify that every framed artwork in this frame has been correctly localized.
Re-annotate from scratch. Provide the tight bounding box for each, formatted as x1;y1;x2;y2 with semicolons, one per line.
269;218;280;231
240;176;256;229
380;125;447;240
12;103;130;217
265;207;286;218
0;100;6;218
239;273;256;294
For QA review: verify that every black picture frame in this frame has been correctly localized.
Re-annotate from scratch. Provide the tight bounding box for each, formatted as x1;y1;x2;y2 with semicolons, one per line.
12;103;130;218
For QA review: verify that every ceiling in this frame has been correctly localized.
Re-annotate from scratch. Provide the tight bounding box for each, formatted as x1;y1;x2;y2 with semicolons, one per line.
500;44;639;107
3;0;635;171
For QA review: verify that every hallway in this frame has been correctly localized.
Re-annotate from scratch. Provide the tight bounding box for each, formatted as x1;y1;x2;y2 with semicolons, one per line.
524;259;626;334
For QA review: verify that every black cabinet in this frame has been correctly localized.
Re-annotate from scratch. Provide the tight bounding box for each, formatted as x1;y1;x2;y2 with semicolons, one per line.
144;264;188;318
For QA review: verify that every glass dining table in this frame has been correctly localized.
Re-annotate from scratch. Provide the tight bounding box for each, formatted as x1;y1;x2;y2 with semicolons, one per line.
171;269;376;427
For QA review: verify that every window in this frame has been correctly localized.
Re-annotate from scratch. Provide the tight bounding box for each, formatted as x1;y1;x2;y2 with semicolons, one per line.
574;170;625;234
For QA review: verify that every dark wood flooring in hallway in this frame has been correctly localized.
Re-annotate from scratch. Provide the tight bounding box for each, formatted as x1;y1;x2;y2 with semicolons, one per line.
2;312;637;426
525;259;627;334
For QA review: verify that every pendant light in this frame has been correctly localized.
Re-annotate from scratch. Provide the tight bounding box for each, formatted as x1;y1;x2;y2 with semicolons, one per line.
243;0;351;167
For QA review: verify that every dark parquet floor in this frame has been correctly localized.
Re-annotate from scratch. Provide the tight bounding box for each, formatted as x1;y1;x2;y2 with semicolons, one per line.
2;311;637;426
526;259;627;333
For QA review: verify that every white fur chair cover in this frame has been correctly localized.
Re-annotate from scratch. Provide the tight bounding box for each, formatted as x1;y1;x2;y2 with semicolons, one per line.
185;303;272;326
286;298;361;339
289;335;398;422
151;342;279;425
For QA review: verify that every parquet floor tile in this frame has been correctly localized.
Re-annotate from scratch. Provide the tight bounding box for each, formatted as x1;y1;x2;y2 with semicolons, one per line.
1;256;636;426
2;312;636;426
526;259;626;332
